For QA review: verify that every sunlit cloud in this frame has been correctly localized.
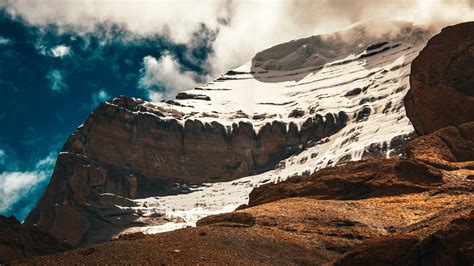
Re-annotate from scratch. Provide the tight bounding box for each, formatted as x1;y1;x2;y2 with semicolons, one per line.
138;53;198;101
50;44;70;58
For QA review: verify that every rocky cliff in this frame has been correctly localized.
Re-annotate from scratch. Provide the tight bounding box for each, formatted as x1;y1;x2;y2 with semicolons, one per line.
405;22;474;135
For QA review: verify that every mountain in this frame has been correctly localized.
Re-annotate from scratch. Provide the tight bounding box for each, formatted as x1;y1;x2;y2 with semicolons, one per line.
3;20;474;264
21;20;434;247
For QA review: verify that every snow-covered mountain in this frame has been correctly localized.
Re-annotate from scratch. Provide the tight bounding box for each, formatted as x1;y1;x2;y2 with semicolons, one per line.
116;21;433;235
24;20;434;245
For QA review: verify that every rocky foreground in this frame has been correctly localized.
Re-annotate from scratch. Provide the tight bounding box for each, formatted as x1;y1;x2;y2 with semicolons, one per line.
1;22;473;265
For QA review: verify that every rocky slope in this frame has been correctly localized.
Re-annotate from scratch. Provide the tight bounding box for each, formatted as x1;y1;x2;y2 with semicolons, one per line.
17;20;434;250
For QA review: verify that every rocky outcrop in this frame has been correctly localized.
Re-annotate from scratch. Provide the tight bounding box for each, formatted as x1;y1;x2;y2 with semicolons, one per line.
405;122;474;170
175;92;211;101
334;211;474;266
404;22;474;135
246;157;443;207
23;96;348;248
0;216;68;263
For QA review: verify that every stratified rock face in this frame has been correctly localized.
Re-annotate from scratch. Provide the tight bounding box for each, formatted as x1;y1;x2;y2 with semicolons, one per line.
405;22;474;135
63;97;348;185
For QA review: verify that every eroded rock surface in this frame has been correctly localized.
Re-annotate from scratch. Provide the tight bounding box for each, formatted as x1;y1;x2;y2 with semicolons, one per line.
405;22;474;135
0;216;68;263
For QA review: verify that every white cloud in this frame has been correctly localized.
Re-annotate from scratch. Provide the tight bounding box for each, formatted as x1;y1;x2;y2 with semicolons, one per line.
0;149;5;165
91;89;111;107
0;152;55;216
35;153;55;169
50;44;70;57
138;53;198;101
1;0;228;44
0;36;10;45
46;69;68;92
0;171;49;214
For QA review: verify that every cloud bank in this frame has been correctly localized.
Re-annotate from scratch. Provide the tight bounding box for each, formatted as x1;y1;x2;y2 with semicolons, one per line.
3;0;474;80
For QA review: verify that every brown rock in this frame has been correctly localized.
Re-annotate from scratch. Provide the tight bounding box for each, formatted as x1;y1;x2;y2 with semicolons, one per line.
14;187;474;265
196;212;256;227
405;122;474;169
0;216;68;263
405;22;474;135
48;203;91;247
246;157;442;208
335;211;474;266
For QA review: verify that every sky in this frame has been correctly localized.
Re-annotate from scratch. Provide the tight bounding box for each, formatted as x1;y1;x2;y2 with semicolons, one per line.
0;0;473;221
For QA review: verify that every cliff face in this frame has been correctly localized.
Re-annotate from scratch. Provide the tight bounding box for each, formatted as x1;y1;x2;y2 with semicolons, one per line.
63;97;348;185
23;20;431;249
405;22;474;135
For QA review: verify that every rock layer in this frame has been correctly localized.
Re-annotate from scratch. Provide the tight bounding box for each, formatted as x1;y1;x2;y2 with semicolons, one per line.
405;22;474;135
